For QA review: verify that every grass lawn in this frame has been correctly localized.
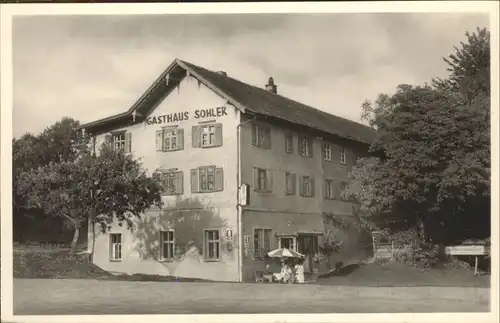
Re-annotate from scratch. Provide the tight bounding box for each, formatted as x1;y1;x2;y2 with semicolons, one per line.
13;247;490;287
315;261;490;288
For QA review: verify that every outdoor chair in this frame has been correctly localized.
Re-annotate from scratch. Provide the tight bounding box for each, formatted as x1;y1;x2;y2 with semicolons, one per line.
254;271;265;283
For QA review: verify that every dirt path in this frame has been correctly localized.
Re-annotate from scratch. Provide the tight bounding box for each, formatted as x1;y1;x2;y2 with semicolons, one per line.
12;279;490;315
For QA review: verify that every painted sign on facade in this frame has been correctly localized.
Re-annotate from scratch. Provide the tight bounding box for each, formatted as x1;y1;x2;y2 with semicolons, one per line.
145;107;228;126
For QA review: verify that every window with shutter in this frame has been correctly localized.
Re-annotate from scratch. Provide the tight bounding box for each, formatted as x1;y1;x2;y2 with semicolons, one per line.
192;123;223;148
251;124;271;149
324;179;335;199
340;181;348;200
300;176;313;197
194;166;224;193
253;228;272;259
254;167;272;192
156;128;184;152
110;131;126;152
284;133;294;153
299;136;313;157
161;170;183;196
340;147;346;164
323;143;332;161
285;172;296;195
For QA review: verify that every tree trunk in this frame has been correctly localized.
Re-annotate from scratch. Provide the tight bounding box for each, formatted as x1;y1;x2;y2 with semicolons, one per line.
90;219;96;262
70;226;80;257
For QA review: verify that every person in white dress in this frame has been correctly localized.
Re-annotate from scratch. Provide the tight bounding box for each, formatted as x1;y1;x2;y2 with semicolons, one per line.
295;259;305;283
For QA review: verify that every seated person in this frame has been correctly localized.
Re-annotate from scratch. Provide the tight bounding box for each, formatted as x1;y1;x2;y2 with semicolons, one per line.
262;264;274;283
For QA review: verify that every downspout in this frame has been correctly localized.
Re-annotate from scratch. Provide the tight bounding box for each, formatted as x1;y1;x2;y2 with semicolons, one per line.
236;113;256;283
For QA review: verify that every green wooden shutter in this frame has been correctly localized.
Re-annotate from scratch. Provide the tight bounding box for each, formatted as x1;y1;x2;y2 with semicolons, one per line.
124;132;132;153
335;180;340;199
176;128;184;150
214;168;223;191
299;176;304;196
310;178;315;197
214;123;223;147
263;128;271;149
175;171;184;194
308;139;314;157
253;167;259;190
251;124;257;146
298;137;304;156
190;169;199;193
192;126;201;148
292;173;296;195
323;179;327;199
156;130;163;151
266;169;273;192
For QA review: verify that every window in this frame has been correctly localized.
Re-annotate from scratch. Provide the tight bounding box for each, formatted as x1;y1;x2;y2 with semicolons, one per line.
300;176;315;197
204;229;220;260
160;230;175;261
254;228;272;258
106;131;132;153
285;172;296;195
284;133;294;153
191;166;223;193
109;233;122;261
251;124;271;149
156;128;184;152
192;124;223;148
278;237;296;251
253;167;273;192
340;147;346;164
299;136;313;157
323;143;332;161
161;170;183;195
324;179;335;199
340;181;349;200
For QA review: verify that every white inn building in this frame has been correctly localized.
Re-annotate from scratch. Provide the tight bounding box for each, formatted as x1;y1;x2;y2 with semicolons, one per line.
79;58;377;282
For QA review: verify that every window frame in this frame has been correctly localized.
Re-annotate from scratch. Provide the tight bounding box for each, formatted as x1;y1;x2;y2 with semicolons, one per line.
253;228;272;259
278;236;296;251
285;171;296;195
191;166;223;193
111;131;126;152
284;132;294;153
340;181;349;201
160;170;183;196
340;147;347;165
157;127;184;152
163;128;179;151
203;229;221;261
109;233;122;262
300;175;314;197
323;143;332;161
299;136;313;158
160;230;175;261
200;124;217;148
251;123;271;149
324;179;335;200
253;167;273;192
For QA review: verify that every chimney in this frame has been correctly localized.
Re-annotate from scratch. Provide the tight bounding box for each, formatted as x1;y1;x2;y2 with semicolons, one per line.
217;71;227;76
265;77;277;94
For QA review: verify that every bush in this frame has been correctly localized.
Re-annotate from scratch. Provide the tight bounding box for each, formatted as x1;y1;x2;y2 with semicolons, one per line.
385;229;440;269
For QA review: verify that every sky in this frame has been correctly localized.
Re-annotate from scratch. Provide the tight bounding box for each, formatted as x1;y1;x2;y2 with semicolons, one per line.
12;13;489;138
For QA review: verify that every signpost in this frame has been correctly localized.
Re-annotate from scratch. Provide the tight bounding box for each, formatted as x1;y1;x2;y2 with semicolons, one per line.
445;245;490;275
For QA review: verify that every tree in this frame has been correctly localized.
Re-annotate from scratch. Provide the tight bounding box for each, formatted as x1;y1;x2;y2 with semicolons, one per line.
17;142;164;255
346;27;490;244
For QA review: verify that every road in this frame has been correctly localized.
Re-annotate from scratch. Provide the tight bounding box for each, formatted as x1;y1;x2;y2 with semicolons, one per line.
13;279;490;315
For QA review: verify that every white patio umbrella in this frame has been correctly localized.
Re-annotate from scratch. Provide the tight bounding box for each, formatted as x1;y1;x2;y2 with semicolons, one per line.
267;248;304;258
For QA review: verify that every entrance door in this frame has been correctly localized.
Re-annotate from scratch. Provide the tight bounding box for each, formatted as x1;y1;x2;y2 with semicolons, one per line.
297;235;318;273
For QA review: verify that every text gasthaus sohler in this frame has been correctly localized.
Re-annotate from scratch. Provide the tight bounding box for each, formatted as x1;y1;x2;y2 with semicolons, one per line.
145;107;228;125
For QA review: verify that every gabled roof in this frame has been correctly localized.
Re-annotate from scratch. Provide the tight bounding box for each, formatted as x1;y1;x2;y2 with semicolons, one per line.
79;58;377;145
